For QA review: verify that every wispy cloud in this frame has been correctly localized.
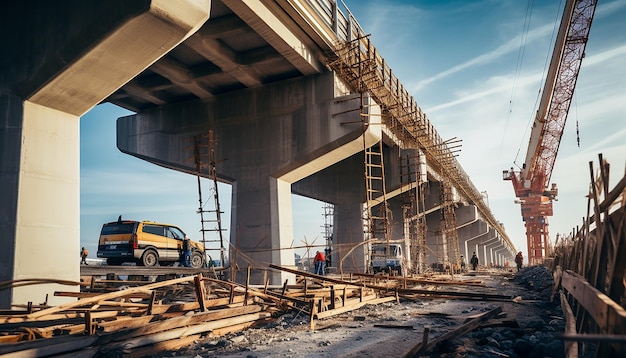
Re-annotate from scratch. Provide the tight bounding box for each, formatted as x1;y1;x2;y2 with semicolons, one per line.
413;24;553;91
413;0;626;92
426;45;625;114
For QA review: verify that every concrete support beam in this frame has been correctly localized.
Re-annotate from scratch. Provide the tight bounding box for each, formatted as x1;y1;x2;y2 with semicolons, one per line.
0;0;210;308
494;247;509;267
484;238;503;267
458;221;489;259
222;0;323;75
476;232;498;265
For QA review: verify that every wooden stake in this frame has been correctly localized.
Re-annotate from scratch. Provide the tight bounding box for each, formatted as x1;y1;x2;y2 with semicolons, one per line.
194;273;207;312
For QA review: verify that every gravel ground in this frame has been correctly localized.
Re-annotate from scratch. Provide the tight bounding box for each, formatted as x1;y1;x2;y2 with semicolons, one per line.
156;266;566;358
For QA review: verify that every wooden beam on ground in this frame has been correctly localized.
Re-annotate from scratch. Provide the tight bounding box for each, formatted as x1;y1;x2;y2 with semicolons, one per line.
560;290;578;358
97;311;272;354
403;306;503;357
314;296;395;320
560;333;626;343
270;264;511;301
351;272;487;287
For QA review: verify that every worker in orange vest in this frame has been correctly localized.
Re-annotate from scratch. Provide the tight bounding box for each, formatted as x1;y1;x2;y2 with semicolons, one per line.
314;250;326;275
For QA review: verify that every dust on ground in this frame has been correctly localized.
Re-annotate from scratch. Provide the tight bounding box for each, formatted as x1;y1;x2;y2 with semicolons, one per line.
156;266;565;358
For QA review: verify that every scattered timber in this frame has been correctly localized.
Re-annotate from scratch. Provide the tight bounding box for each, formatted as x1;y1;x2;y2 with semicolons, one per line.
0;259;514;356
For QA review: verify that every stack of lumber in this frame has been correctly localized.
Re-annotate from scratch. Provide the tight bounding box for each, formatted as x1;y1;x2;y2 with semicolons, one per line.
0;274;278;357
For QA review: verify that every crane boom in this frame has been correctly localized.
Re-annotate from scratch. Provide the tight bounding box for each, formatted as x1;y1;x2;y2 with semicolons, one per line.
503;0;597;265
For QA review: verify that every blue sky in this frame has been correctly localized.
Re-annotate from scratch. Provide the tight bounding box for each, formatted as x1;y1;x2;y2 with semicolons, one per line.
80;0;626;261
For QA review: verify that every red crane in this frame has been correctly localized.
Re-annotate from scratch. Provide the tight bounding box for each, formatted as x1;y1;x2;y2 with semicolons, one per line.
503;0;597;266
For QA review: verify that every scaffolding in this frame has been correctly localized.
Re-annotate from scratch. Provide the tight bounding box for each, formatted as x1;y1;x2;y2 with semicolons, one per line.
326;34;515;253
440;179;460;273
322;202;334;267
399;152;428;274
191;130;227;272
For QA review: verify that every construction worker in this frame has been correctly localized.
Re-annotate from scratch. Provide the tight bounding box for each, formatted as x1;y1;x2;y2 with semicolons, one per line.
470;252;479;270
80;247;89;265
314;250;326;275
181;237;192;267
515;251;523;272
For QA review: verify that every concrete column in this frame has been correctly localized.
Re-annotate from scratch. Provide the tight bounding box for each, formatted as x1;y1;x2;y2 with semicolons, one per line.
11;102;80;306
0;0;210;308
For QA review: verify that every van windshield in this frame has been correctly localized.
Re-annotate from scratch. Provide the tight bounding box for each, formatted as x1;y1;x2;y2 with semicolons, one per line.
101;223;136;235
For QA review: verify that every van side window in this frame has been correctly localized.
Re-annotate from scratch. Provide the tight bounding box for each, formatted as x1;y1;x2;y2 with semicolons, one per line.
167;227;185;240
143;224;165;236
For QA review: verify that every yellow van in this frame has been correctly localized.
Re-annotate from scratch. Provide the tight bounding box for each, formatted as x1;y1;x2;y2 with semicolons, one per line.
96;218;205;268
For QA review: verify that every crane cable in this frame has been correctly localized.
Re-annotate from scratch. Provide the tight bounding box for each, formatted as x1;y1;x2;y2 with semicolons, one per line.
511;0;565;169
506;0;535;168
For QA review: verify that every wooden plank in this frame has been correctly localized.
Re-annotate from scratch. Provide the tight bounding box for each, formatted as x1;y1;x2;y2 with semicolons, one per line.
98;315;154;333
210;320;259;337
560;290;578;358
24;275;196;320
0;305;263;356
53;291;151;299
147;301;200;315
560;333;626;343
403;306;503;357
113;334;201;358
270;264;511;301
99;312;272;353
194;274;207;312
351;272;487;287
314;295;395;320
562;270;626;333
0;335;22;343
0;310;121;325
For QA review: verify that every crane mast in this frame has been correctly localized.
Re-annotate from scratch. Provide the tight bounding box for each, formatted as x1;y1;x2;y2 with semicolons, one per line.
503;0;597;265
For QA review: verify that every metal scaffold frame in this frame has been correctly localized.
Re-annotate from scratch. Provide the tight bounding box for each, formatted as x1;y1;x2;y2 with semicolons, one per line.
399;152;428;274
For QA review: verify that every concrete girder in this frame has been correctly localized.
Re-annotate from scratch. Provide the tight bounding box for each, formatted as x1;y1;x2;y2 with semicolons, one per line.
458;220;489;259
221;0;323;76
493;246;510;266
483;238;503;267
0;0;211;309
475;231;498;265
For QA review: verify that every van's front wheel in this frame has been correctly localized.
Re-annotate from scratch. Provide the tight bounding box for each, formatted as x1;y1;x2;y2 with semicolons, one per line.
141;249;159;267
190;251;204;269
